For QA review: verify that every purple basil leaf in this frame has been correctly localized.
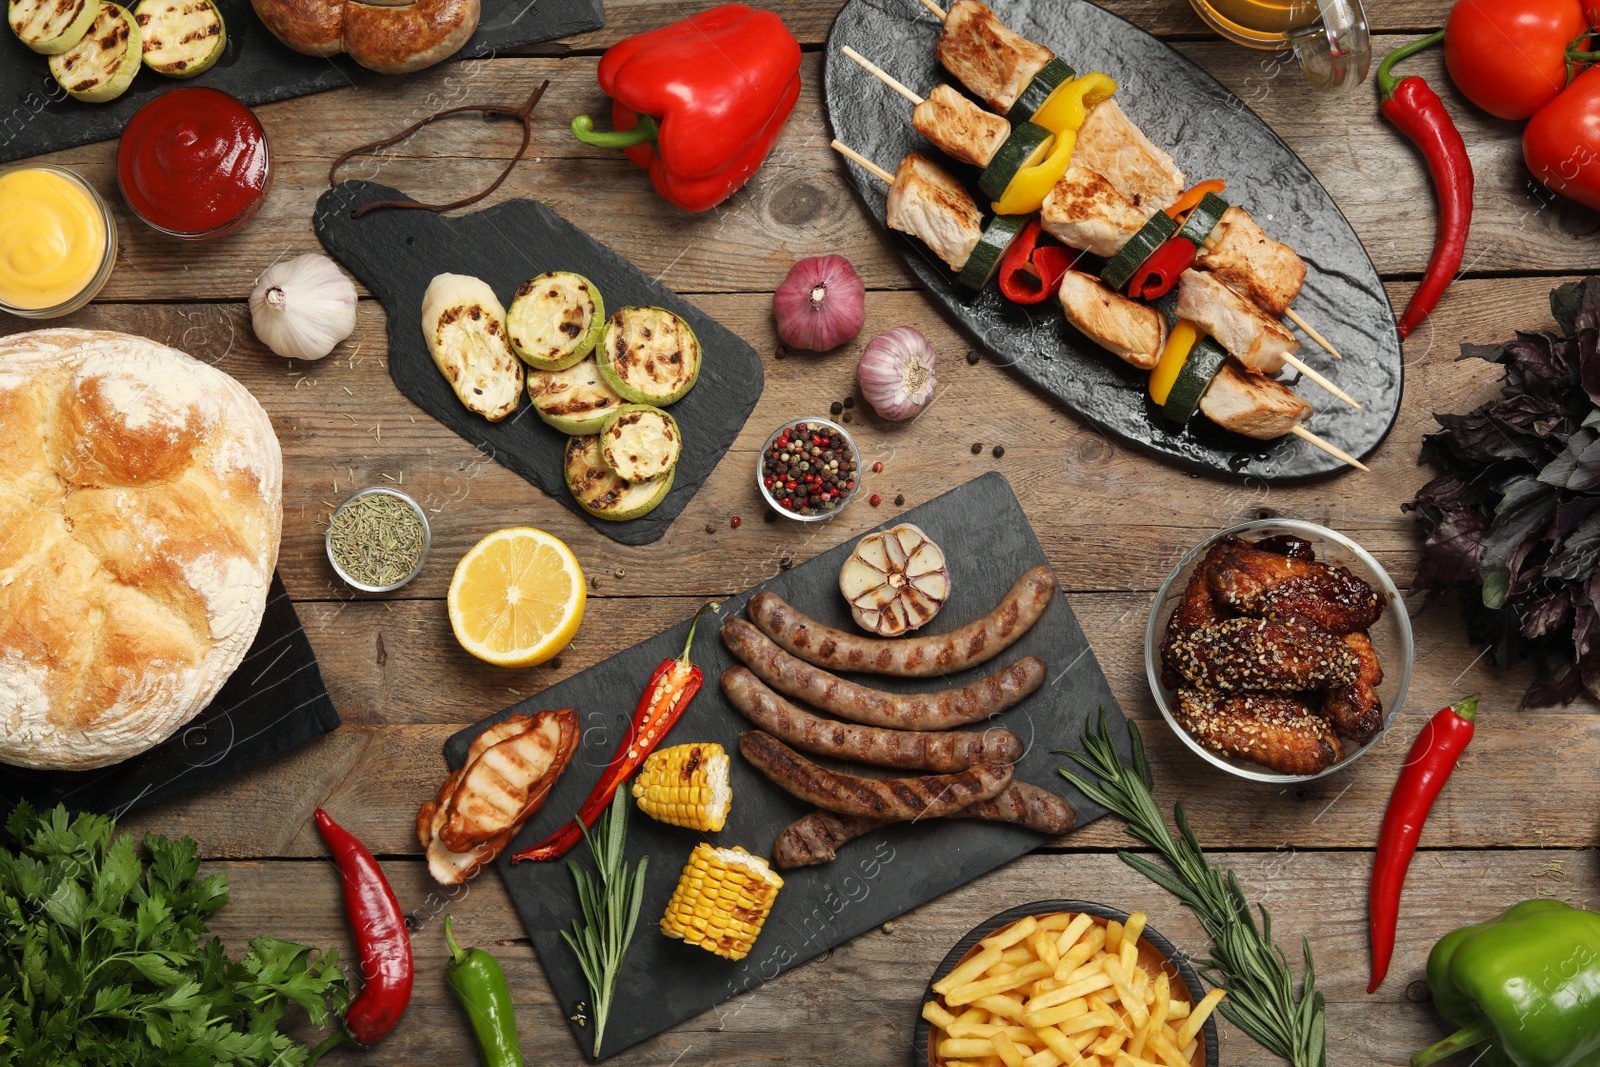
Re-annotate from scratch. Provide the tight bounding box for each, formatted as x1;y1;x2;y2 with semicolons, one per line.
1551;280;1585;338
1412;507;1487;592
1521;591;1573;638
1479;478;1559;609
1538;427;1600;492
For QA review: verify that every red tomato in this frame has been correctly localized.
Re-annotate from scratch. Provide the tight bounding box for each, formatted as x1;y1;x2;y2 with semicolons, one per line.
1444;0;1589;120
1525;65;1600;209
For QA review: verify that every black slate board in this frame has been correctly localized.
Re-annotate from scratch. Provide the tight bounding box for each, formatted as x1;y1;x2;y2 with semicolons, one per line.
315;181;765;545
0;572;340;817
0;0;603;164
445;472;1132;1059
825;0;1403;481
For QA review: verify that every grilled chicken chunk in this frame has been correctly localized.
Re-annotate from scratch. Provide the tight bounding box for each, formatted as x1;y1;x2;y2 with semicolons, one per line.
1197;360;1312;440
1176;689;1344;776
1204;534;1384;634
1176;269;1298;374
1324;631;1385;743
1040;164;1148;257
912;83;1011;168
1074;98;1185;213
1159;540;1234;688
936;0;1053;114
1166;615;1359;692
886;151;984;271
1197;206;1307;317
1057;269;1165;369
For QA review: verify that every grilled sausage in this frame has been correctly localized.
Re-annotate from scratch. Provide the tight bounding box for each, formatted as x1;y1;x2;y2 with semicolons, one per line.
948;782;1076;834
739;731;1012;820
722;667;1023;772
723;618;1046;731
745;565;1056;677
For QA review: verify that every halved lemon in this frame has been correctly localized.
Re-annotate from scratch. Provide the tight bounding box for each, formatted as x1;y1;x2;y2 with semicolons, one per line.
447;527;585;667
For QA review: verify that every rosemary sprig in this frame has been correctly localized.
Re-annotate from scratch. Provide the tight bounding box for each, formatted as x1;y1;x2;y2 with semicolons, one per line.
561;787;649;1055
1057;711;1327;1067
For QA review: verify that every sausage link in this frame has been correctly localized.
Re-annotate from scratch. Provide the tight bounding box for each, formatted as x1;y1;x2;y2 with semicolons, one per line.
722;667;1023;772
948;782;1076;834
746;565;1057;677
738;731;1012;820
723;618;1046;730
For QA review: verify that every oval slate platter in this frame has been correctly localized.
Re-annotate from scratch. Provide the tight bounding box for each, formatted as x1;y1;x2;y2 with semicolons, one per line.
825;0;1403;480
314;181;764;545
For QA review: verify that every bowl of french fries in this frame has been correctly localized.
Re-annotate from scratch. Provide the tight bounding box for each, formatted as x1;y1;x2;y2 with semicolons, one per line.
916;901;1224;1067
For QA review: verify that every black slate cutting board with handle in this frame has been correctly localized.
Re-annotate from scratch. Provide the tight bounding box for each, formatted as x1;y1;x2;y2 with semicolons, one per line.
444;472;1132;1059
315;180;764;545
0;0;602;164
825;0;1402;480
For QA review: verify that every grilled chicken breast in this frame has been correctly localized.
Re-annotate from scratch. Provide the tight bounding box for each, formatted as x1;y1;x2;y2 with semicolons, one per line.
1204;534;1384;635
1166;615;1360;692
1197;206;1307;317
1074;98;1185;213
886;152;984;271
1196;360;1311;440
1057;269;1166;369
936;0;1053;114
1175;689;1344;776
1040;164;1148;257
912;83;1011;168
1176;268;1298;373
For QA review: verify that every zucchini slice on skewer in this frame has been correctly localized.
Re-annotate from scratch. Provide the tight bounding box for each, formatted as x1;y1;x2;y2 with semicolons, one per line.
508;270;605;370
1161;335;1228;424
133;0;223;77
1101;210;1178;292
9;0;98;54
1005;56;1075;124
1176;191;1230;248
958;212;1031;292
977;121;1052;200
597;306;701;406
48;2;140;102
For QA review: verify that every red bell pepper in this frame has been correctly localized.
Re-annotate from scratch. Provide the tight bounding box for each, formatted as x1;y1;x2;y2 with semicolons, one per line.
997;219;1082;304
1127;236;1196;300
570;4;801;212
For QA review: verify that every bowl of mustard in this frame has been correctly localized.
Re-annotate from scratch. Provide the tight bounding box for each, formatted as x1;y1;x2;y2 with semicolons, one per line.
0;164;117;318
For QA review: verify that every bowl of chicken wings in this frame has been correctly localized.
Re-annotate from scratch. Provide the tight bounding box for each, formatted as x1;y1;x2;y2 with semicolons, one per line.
1146;520;1413;781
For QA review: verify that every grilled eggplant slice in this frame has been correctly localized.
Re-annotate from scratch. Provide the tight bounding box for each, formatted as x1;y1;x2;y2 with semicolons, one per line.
599;403;680;482
9;0;97;53
564;433;673;521
48;1;140;102
597;306;701;406
527;355;623;435
134;0;223;76
421;273;522;422
507;270;604;371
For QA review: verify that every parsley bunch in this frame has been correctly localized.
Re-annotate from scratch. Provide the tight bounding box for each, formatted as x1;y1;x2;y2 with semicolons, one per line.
0;803;348;1066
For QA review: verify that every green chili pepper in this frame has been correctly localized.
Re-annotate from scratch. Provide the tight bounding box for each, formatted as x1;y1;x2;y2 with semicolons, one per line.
444;915;524;1067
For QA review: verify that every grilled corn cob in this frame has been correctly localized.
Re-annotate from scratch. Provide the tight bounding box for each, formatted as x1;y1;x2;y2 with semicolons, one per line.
660;844;783;961
631;743;732;832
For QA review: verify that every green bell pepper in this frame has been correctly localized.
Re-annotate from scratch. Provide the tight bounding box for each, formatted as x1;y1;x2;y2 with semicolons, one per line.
1414;900;1600;1067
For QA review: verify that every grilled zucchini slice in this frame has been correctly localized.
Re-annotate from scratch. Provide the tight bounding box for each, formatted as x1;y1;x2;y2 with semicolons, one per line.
9;0;98;54
597;306;701;406
421;273;523;422
564;434;673;521
48;2;140;102
508;270;605;370
134;0;223;77
600;404;680;482
527;356;624;435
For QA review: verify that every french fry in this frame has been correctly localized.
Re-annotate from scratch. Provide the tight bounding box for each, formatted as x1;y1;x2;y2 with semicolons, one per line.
1035;1025;1087;1066
950;1006;990;1033
1088;994;1131;1037
1002;945;1037;965
1176;988;1226;1048
923;999;959;1030
993;1032;1028;1067
1131;973;1170;1059
1143;1031;1190;1067
1054;913;1097;955
942;1038;1001;1059
1031;929;1062;972
1021;997;1089;1029
975;994;1027;1022
1101;957;1150;1029
949;962;1054;1006
1039;913;1076;932
1122;913;1148;950
1119;939;1139;977
937;946;1005;994
983;916;1039;951
1181;1040;1197;1062
1105;919;1124;953
1094;1029;1128;1057
1059;1008;1119;1036
1114;1053;1163;1067
1165;999;1191;1020
1021;1049;1065;1067
1056;927;1108;980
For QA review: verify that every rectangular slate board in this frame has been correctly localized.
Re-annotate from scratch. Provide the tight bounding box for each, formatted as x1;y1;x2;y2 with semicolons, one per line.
315;180;765;545
0;572;340;817
444;472;1133;1059
0;0;603;164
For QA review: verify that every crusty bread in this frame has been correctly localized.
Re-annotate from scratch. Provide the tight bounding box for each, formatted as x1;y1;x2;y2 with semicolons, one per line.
0;329;283;771
251;0;479;74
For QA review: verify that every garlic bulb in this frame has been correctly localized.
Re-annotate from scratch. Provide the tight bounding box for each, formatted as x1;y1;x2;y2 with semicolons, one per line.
249;253;358;360
839;523;951;636
857;326;937;421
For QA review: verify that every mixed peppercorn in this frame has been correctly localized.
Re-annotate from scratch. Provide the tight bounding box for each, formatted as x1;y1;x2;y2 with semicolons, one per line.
762;421;856;516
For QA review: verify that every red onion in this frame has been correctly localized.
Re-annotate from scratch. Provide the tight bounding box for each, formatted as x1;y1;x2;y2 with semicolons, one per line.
772;254;865;351
857;326;937;421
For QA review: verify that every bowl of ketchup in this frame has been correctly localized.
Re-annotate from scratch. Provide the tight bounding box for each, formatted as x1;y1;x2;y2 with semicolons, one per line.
117;87;272;241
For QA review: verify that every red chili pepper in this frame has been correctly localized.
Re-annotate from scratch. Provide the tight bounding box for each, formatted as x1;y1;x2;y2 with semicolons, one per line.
1126;236;1196;300
997;220;1082;305
1367;693;1479;994
512;601;719;863
307;809;413;1063
1378;29;1473;339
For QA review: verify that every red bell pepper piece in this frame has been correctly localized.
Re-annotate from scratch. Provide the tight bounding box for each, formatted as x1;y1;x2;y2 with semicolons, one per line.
570;5;801;212
1127;236;1196;300
997;219;1083;304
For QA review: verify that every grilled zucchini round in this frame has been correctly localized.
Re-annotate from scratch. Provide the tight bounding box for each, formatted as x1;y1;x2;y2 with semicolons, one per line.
1161;336;1228;425
957;213;1029;292
564;433;674;521
508;270;605;371
9;0;98;54
597;306;701;406
527;356;625;435
133;0;223;77
599;404;681;482
48;1;140;102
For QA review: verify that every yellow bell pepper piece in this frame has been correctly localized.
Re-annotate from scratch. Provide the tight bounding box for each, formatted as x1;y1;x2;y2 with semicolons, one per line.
1031;72;1118;136
990;129;1076;215
1149;319;1200;406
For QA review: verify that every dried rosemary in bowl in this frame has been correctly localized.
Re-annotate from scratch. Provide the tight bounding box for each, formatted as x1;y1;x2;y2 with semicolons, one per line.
327;489;429;590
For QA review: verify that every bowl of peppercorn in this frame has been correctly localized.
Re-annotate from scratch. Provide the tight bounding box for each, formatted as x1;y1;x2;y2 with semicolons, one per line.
758;417;861;521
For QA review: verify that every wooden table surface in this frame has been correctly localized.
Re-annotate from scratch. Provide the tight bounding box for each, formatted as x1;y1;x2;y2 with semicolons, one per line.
6;1;1598;1063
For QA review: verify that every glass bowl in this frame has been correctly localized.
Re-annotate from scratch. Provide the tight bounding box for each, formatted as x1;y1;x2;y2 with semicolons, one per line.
756;416;861;521
325;487;431;593
1145;518;1414;783
0;164;117;318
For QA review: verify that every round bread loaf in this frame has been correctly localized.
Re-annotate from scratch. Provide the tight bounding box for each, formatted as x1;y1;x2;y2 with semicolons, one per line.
0;329;283;770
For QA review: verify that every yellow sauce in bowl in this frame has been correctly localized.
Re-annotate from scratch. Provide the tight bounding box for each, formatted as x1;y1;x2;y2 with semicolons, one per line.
0;167;110;313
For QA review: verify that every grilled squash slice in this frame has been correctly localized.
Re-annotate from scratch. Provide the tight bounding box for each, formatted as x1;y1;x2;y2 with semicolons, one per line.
507;270;605;371
564;433;673;521
527;356;623;435
134;0;223;77
599;403;680;482
9;0;98;53
48;1;140;102
421;273;522;422
597;306;701;406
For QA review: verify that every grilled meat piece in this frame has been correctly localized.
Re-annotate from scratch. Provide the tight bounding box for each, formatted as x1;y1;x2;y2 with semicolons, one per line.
1204;535;1384;634
912;83;1010;168
1175;268;1298;374
1040;164;1148;257
1166;615;1359;692
1057;269;1166;369
1196;206;1307;317
1175;689;1344;775
1323;631;1385;744
935;0;1053;114
1160;540;1234;687
886;151;984;272
1074;98;1185;213
1253;534;1317;560
1197;359;1312;441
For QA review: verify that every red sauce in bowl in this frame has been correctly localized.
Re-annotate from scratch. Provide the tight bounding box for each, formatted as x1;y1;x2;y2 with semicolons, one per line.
117;87;271;240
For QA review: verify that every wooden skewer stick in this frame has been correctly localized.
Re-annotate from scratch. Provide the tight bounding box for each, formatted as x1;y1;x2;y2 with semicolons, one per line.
832;140;896;185
1281;352;1361;410
915;0;948;19
841;46;926;106
1285;307;1344;360
1291;425;1369;472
